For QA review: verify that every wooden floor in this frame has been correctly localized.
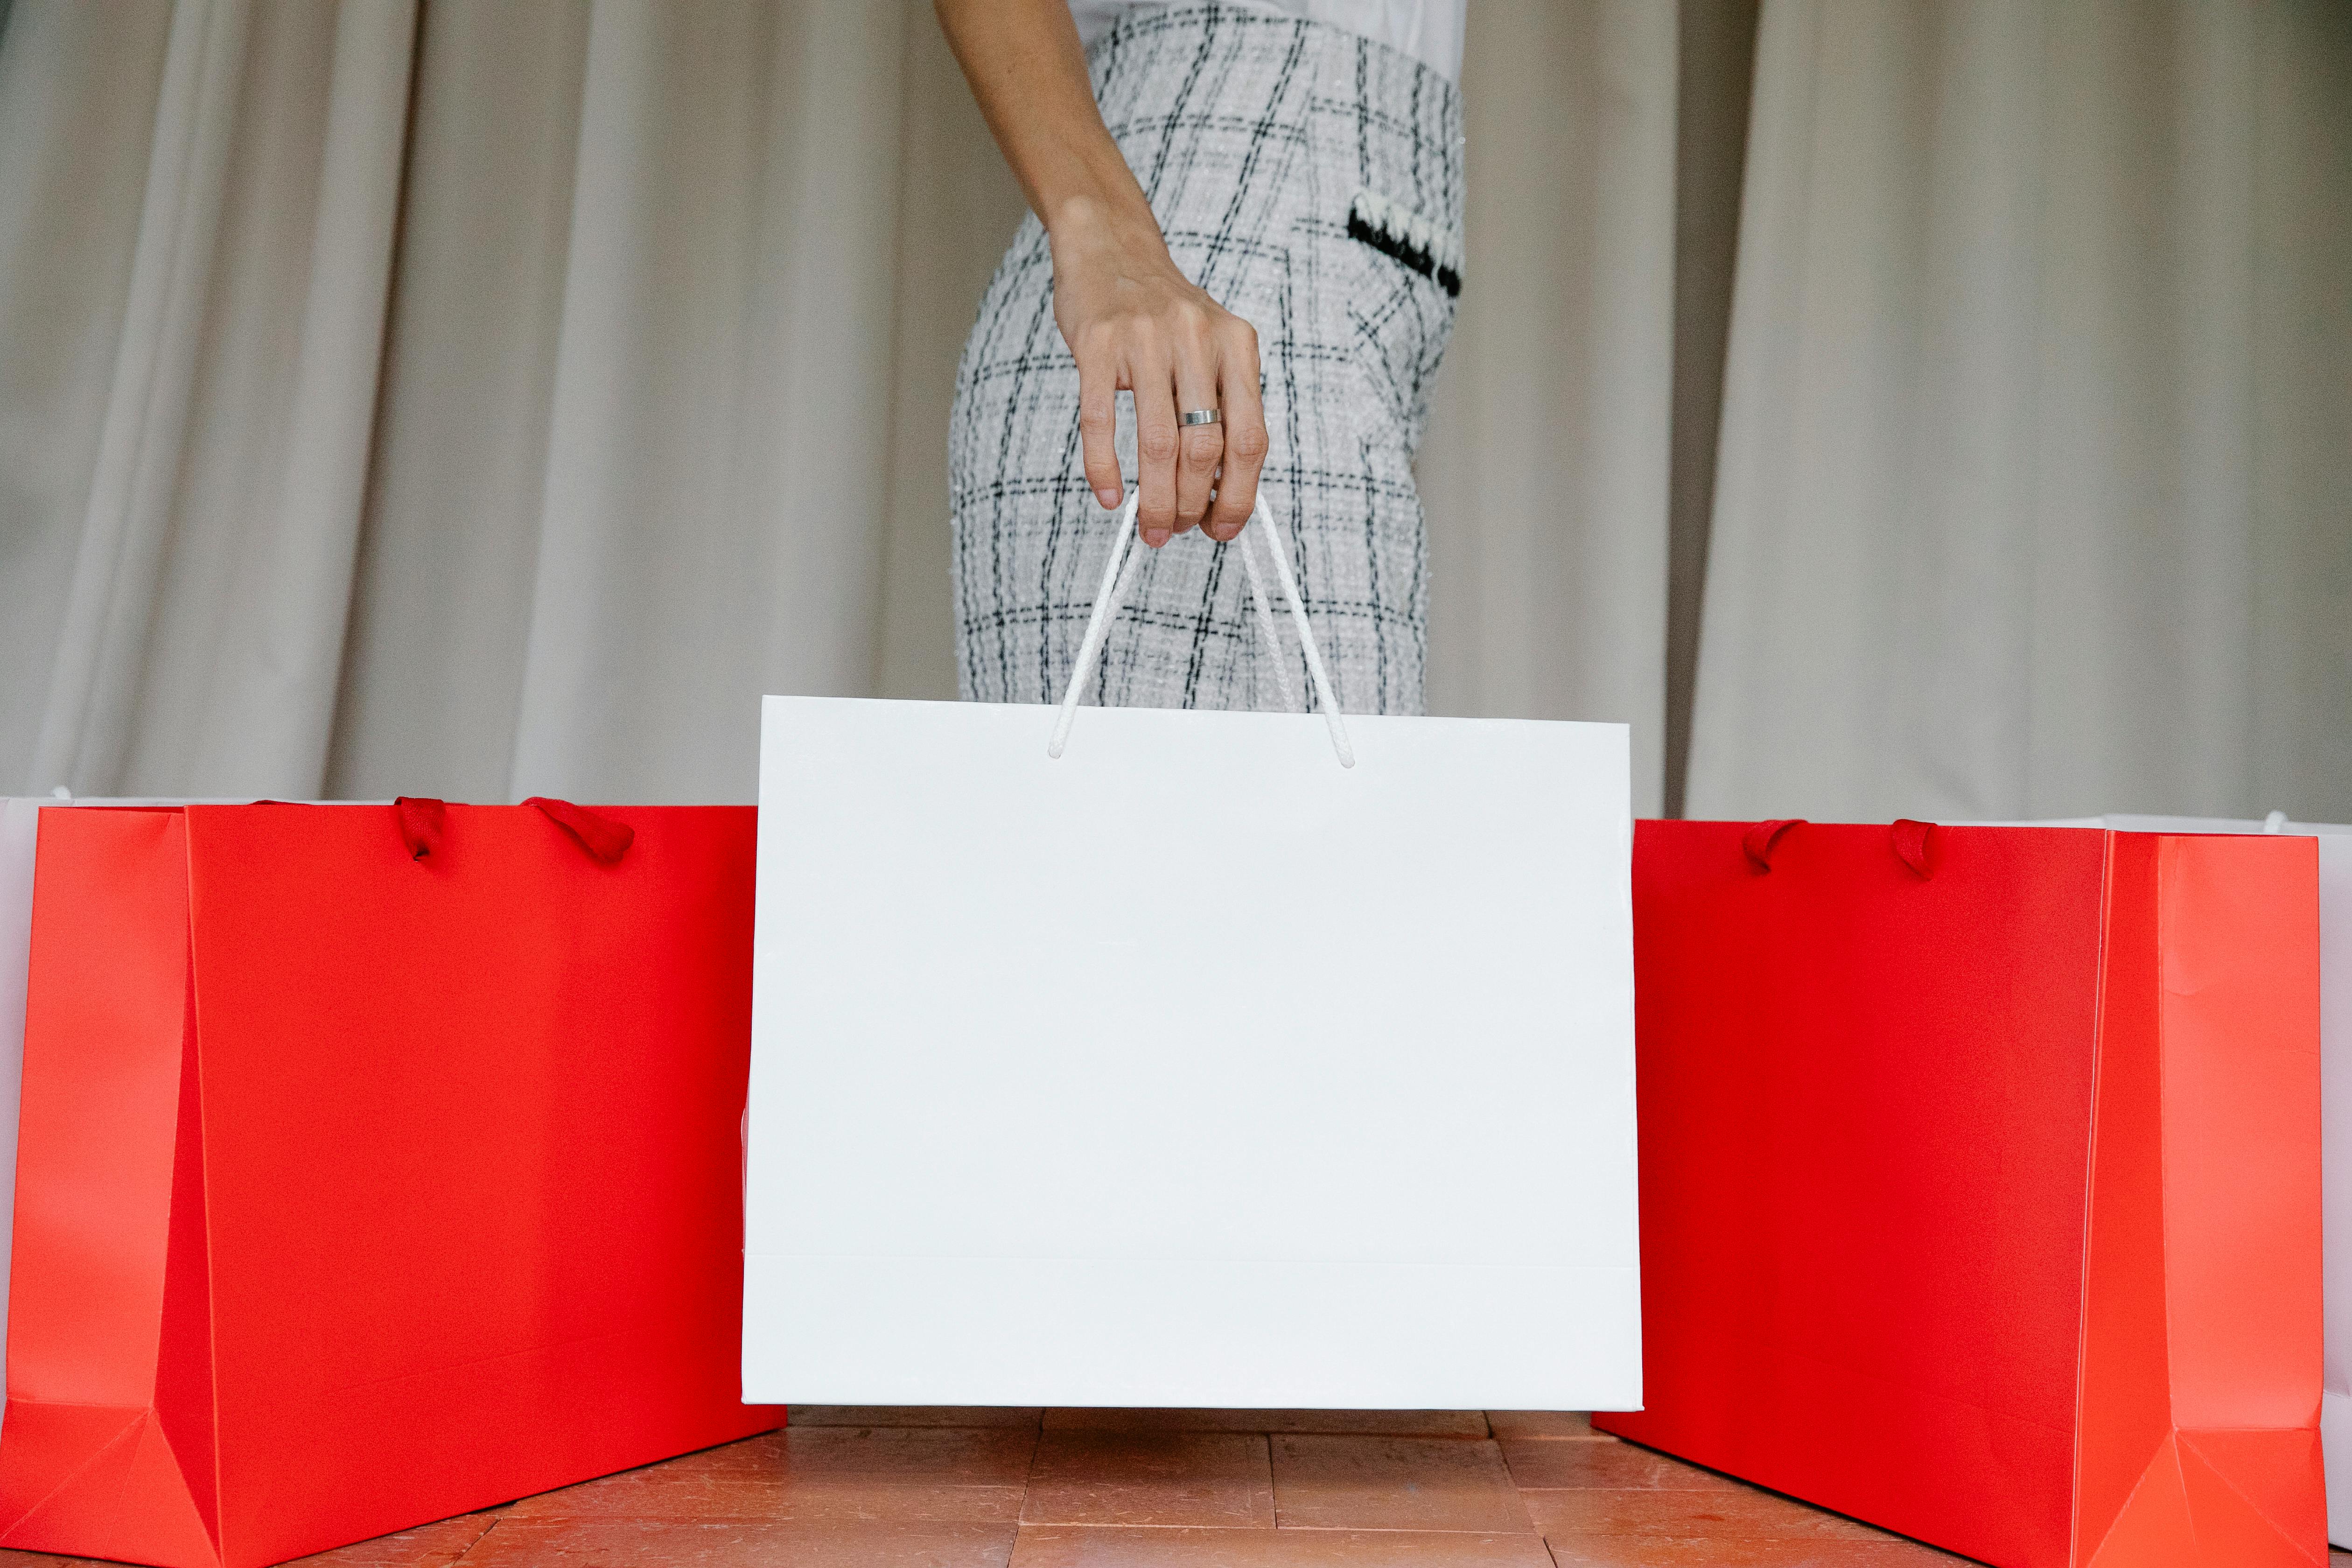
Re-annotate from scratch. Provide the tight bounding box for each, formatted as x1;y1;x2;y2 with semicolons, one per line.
5;1409;2342;1566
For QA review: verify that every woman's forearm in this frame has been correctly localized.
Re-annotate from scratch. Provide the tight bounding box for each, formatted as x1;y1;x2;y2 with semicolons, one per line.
936;0;1270;545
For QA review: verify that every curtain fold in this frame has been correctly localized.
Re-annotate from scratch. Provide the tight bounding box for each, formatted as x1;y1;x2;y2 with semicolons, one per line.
323;0;590;802
1687;0;2352;823
1418;0;1680;814
337;0;913;804
17;0;413;799
0;0;172;783
870;10;1028;705
497;0;907;802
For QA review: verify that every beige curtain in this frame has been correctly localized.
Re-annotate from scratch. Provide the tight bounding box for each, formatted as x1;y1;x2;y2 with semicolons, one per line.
1419;0;1679;813
0;0;1680;807
333;0;916;803
11;0;2349;820
0;0;414;799
1687;0;2352;824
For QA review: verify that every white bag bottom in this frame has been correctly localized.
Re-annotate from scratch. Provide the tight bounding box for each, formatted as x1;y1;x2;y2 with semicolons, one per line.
743;1253;1641;1410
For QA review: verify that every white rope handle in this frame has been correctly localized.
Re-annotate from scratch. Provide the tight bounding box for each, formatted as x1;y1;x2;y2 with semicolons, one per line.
1246;486;1355;766
1047;489;1144;759
1048;489;1356;767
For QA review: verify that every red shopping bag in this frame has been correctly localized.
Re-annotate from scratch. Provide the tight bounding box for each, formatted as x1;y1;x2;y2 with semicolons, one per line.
0;802;779;1568
1599;820;2324;1568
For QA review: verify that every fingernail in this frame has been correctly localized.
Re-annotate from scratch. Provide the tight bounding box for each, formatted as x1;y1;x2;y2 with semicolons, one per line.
1141;527;1171;548
1097;487;1121;509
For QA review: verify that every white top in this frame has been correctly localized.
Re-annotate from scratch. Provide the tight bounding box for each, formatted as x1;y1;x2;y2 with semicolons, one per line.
1069;0;1465;83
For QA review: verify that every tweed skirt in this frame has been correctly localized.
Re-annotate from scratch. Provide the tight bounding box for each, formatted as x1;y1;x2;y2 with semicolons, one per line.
949;3;1465;715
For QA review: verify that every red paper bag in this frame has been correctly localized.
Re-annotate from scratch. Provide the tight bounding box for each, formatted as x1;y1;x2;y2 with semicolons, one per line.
1599;820;2325;1568
0;802;779;1568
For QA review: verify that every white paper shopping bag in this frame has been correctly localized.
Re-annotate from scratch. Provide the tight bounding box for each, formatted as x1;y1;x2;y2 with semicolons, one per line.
743;498;1640;1408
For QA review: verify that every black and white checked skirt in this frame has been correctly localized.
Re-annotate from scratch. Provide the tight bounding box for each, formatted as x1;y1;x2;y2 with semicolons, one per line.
949;4;1465;715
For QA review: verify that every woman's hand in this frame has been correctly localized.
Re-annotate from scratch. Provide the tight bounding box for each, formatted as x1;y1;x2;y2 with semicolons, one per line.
1050;198;1269;547
935;0;1269;547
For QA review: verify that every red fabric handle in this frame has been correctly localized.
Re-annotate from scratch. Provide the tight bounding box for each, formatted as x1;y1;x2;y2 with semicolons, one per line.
1743;819;1805;872
1891;819;1937;878
393;797;631;864
526;797;634;863
394;797;446;861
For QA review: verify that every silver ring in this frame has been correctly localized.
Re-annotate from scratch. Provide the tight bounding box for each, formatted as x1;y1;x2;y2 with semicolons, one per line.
1180;408;1222;427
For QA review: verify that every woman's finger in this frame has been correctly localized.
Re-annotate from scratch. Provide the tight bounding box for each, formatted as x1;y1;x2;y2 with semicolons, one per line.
1204;318;1267;543
1128;338;1181;547
1075;341;1123;510
1171;311;1224;535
